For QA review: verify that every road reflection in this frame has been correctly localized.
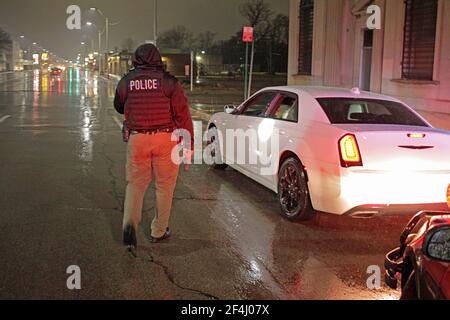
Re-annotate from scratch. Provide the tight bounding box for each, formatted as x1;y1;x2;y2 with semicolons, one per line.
2;69;109;163
203;167;404;300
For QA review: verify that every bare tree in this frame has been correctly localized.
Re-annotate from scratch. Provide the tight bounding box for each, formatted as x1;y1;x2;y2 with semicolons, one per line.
0;28;11;50
269;14;289;45
121;38;135;52
239;0;273;42
240;0;273;27
265;14;289;73
195;31;216;52
157;26;194;52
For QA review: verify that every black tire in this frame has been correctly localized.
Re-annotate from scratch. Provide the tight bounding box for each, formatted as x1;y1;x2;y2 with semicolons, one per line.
400;270;418;300
206;126;228;170
278;157;314;221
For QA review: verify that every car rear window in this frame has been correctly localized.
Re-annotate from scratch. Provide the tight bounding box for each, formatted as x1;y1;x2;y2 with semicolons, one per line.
317;98;428;126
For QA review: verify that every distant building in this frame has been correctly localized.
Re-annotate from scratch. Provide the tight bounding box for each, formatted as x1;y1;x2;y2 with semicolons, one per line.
0;38;21;72
107;50;190;77
107;51;133;76
161;50;191;76
0;51;6;72
195;53;224;75
107;49;224;78
11;40;21;71
288;0;450;114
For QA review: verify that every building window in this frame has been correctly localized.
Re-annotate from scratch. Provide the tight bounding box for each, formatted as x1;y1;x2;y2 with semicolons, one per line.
298;0;314;75
402;0;438;81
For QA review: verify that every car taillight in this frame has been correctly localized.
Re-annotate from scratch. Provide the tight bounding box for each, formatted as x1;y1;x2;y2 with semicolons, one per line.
447;184;450;209
339;134;363;167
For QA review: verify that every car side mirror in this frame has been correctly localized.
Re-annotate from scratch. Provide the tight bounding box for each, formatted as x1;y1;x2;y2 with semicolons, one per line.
400;211;427;245
424;227;450;262
224;105;237;114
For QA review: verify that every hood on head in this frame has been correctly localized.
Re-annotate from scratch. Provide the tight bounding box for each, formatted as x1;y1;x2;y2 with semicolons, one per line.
132;43;163;69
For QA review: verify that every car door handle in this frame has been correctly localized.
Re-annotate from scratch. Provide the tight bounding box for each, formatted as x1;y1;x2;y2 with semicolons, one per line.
280;131;286;135
247;125;253;129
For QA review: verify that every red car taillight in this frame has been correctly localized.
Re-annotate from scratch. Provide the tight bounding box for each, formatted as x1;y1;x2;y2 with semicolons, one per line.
339;134;363;168
446;184;450;209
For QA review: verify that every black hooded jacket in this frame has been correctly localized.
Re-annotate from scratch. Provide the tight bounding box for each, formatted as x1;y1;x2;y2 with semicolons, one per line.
114;44;194;148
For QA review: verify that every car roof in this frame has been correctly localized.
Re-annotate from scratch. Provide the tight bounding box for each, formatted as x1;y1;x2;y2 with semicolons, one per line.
261;86;403;103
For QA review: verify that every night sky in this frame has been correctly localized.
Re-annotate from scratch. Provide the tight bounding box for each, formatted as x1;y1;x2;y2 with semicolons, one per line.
0;0;288;60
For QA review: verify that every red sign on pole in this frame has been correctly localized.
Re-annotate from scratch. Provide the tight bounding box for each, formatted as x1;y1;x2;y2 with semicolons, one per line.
242;26;254;43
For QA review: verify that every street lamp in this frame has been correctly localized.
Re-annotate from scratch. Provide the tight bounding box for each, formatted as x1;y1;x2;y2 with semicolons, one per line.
89;7;121;75
154;0;158;45
86;22;103;72
89;8;111;52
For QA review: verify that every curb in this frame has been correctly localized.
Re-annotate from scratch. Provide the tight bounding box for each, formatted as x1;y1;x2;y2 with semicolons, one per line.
99;74;121;82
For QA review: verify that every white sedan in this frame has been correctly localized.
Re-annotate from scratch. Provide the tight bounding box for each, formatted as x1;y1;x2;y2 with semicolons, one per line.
206;86;450;220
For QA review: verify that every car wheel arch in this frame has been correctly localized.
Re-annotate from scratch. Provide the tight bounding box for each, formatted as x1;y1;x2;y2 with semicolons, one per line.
278;151;308;183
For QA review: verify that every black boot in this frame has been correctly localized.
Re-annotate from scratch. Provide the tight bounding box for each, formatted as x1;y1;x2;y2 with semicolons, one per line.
123;224;137;250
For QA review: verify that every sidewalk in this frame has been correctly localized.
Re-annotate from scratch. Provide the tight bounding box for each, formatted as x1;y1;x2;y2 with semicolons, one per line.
99;74;121;82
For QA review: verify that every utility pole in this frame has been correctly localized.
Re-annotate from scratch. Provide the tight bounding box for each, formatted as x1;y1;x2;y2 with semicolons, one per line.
248;41;255;99
154;0;158;45
106;17;109;52
244;42;249;101
242;26;254;100
98;31;102;73
190;51;194;92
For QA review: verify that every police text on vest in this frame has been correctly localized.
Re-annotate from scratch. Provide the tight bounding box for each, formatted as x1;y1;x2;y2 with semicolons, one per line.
129;79;159;91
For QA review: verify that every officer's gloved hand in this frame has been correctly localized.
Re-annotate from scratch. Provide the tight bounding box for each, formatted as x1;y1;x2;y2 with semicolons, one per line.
182;148;194;172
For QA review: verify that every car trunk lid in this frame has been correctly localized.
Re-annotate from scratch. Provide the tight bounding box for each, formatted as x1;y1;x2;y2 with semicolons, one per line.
334;124;450;171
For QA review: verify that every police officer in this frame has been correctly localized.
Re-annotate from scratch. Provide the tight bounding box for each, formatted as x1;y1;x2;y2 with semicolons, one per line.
114;43;194;251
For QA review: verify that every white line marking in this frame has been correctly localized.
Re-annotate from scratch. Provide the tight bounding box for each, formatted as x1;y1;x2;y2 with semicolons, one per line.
0;115;11;123
112;116;123;128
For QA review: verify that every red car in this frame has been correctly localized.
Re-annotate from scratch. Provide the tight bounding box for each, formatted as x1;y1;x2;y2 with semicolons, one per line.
385;210;450;300
50;67;63;76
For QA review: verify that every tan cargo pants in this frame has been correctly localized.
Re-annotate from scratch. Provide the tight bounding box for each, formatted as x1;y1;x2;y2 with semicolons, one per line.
122;132;180;238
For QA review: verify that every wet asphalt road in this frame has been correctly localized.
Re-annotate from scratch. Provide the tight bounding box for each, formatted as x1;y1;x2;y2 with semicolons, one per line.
0;70;411;300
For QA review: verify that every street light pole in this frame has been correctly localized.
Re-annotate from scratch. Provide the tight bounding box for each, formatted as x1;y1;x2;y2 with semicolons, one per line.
248;41;255;99
90;8;120;75
106;17;109;52
86;22;104;73
154;0;158;45
98;31;102;73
